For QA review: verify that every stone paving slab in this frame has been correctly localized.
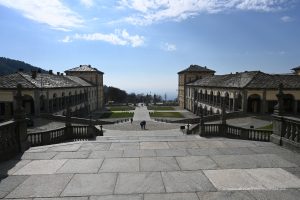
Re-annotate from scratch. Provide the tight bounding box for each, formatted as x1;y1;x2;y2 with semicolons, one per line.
21;152;57;160
156;149;188;157
52;151;91;159
99;158;139;172
248;189;300;200
14;160;67;175
197;191;256;200
33;197;88;200
6;174;72;198
79;143;111;151
56;159;103;174
140;142;169;149
0;160;31;175
215;147;255;155
47;144;82;152
187;148;220;156
144;192;199;200
90;194;142;200
114;172;165;194
203;169;267;190
161;171;216;192
89;150;123;158
176;156;218;170
140;157;180;172
123;149;156;157
0;175;28;198
168;141;199;149
110;142;140;150
211;154;297;169
61;173;117;196
196;141;227;148
246;168;300;189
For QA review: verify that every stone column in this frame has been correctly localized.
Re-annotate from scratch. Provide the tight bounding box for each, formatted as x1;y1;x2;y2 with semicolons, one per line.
261;89;266;114
274;83;284;116
242;91;248;113
34;90;40;116
4;102;11;121
14;84;30;152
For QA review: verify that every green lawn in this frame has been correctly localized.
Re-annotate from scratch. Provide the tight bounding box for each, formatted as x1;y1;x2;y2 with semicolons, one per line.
149;112;184;118
100;112;134;118
147;106;175;111
256;123;273;131
107;106;135;111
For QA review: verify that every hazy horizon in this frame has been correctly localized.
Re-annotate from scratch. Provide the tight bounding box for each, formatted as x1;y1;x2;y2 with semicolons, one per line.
0;0;299;99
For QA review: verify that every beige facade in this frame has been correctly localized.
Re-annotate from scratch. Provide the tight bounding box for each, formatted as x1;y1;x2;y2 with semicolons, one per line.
178;65;215;108
0;65;104;121
179;68;300;116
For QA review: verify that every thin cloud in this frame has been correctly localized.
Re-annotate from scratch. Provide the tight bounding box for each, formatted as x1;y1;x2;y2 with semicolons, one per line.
0;0;83;31
61;29;144;47
281;16;294;22
162;43;177;52
80;0;94;8
117;0;292;25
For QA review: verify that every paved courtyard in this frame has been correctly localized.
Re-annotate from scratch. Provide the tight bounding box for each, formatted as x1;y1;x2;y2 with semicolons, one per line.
1;107;300;199
1;128;300;200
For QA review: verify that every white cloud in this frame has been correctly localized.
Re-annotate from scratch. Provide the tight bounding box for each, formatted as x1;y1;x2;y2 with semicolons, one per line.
162;43;176;52
80;0;94;8
0;0;83;31
61;29;145;47
117;0;291;25
281;15;294;22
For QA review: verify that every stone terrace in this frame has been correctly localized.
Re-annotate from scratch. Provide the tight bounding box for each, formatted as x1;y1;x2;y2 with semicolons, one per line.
1;128;300;200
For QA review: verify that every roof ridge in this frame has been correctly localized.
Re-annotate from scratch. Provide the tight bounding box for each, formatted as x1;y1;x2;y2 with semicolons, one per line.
243;71;265;89
17;72;37;88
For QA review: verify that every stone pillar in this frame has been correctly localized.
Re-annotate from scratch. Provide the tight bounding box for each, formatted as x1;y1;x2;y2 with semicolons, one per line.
261;89;266;114
242;91;248;113
199;106;205;136
220;99;227;136
14;84;30;152
4;102;11;121
274;83;284;116
34;90;40;116
65;105;72;139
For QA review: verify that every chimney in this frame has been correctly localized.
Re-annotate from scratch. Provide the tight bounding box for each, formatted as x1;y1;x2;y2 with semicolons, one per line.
49;70;53;75
31;70;37;79
61;73;64;76
88;64;91;67
57;72;60;75
18;68;24;72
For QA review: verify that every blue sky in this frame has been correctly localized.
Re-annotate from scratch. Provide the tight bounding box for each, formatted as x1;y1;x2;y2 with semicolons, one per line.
0;0;299;99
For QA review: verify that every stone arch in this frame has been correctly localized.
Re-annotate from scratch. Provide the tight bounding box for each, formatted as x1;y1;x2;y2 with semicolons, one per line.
283;94;295;113
22;94;35;115
247;94;261;113
39;95;46;113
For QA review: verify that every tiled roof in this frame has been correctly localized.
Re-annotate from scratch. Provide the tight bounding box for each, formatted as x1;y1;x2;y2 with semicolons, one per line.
65;65;104;74
0;72;93;89
178;65;215;74
188;71;300;89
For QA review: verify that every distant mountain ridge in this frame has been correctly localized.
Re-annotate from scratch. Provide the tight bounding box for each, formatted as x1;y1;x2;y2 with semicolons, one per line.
0;57;46;75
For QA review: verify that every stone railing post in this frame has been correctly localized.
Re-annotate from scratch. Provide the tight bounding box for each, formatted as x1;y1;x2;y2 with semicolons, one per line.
219;99;227;136
271;83;285;145
199;106;205;136
65;105;72;139
14;84;30;152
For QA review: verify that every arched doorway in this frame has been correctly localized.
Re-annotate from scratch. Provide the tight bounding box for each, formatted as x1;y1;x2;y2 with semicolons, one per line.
283;94;294;113
40;95;46;113
247;94;261;113
236;93;242;110
23;95;35;115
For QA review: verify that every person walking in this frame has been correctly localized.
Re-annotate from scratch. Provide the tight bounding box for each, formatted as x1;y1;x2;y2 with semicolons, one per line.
130;118;133;124
140;121;143;129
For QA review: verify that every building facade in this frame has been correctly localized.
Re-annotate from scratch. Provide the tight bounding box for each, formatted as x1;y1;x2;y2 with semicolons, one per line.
179;65;300;116
178;65;215;108
0;65;104;121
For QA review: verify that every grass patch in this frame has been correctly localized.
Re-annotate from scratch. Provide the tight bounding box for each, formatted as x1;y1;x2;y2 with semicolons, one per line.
149;112;184;118
257;123;273;130
147;106;174;111
100;112;134;118
107;106;135;111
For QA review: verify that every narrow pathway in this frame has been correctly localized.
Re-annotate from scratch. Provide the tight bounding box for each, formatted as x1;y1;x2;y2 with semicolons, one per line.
133;103;151;121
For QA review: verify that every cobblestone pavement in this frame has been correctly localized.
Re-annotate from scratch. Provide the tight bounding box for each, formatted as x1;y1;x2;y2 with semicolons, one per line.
1;127;300;200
